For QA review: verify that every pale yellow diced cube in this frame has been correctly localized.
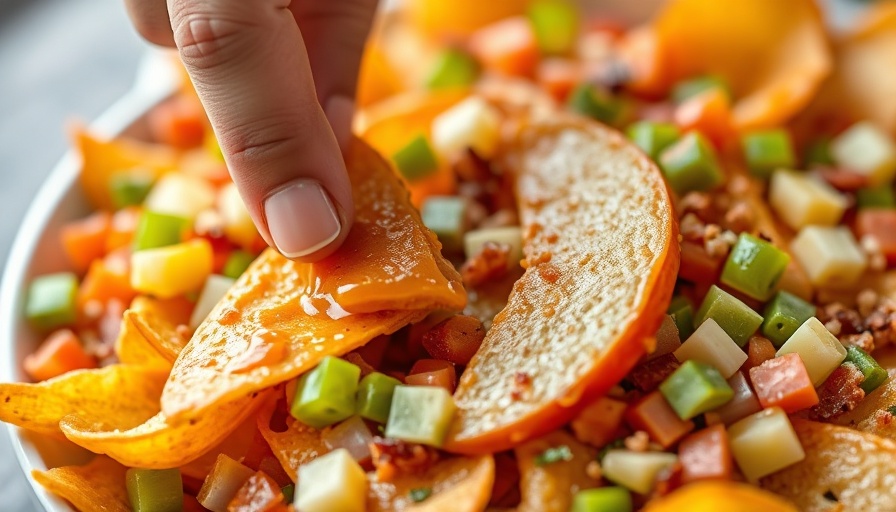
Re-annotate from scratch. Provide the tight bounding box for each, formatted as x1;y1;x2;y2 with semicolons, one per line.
769;170;847;230
728;407;805;482
790;226;867;289
131;239;213;299
464;226;524;269
295;449;367;512
189;274;235;329
674;319;747;378
776;317;847;386
218;182;258;249
602;450;679;494
432;97;502;159
831;121;896;185
144;172;216;219
197;454;255;512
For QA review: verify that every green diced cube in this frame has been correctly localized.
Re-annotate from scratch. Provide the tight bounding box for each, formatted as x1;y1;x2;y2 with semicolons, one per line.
695;285;763;347
570;487;632;512
385;385;456;447
741;129;796;178
671;75;732;104
421;196;467;251
567;83;624;126
658;132;724;195
133;211;189;251
393;134;439;182
626;121;680;160
721;233;790;301
110;170;155;209
845;346;889;394
667;296;695;339
281;484;295;504
26;273;79;330
356;372;401;424
659;360;734;420
126;468;183;512
528;0;580;55
804;137;834;166
761;291;816;347
222;250;255;279
425;48;479;90
291;356;361;429
856;186;896;209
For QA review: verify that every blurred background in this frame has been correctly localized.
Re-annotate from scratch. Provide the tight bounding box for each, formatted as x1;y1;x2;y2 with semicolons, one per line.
0;0;865;509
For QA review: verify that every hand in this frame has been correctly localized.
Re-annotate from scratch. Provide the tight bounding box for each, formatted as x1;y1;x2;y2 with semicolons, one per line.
125;0;379;261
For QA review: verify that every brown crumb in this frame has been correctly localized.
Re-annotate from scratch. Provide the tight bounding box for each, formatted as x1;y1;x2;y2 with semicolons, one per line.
810;363;866;420
586;460;603;480
511;372;532;401
624;431;650;452
369;437;438;482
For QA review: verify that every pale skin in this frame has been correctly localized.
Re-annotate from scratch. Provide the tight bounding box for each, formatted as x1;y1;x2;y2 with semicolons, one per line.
125;0;379;262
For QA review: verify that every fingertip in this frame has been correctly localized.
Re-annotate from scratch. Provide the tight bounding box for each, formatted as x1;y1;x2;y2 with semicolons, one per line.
324;94;356;153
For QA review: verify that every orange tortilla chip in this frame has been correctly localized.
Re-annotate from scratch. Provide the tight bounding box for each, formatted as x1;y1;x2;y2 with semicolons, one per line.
0;365;166;436
115;311;173;370
368;456;495;512
115;296;192;367
33;456;131;512
257;398;328;482
161;138;465;420
515;431;597;512
179;407;260;480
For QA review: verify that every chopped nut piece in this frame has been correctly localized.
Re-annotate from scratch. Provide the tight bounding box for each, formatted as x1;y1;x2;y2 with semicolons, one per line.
809;363;866;420
624;431;650;452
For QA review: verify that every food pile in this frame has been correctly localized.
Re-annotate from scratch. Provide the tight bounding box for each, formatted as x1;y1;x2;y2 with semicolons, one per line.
5;0;896;511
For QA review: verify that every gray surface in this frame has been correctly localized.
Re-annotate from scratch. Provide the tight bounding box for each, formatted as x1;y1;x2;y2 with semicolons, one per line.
0;0;144;508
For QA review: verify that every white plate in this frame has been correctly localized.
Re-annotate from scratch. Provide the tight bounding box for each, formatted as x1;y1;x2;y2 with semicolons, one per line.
0;48;180;512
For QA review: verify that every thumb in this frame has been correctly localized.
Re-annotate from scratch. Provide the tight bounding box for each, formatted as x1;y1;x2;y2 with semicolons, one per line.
167;0;355;261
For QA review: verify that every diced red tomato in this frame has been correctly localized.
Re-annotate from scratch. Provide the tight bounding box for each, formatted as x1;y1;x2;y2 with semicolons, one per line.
744;335;776;370
679;241;723;284
749;353;819;413
674;89;734;149
571;396;627;447
814;166;869;192
148;96;207;150
469;17;540;77
105;206;141;252
23;329;97;382
678;424;733;483
406;359;457;392
537;59;582;103
61;212;110;273
226;471;284;512
855;209;896;266
77;259;137;308
624;390;695;448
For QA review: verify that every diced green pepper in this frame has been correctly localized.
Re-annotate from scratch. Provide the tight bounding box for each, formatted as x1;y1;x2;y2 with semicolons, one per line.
658;132;724;195
741;129;796;179
667;296;695;339
281;484;295;504
804;137;834;166
626;121;681;160
856;186;896;209
528;0;579;55
567;83;624;126
133;211;189;252
571;487;633;512
534;445;573;466
671;75;732;104
222;250;255;279
290;356;361;429
695;285;764;347
392;134;439;182
385;385;456;447
425;48;479;90
845;346;889;394
761;291;816;347
720;233;790;301
421;196;467;252
356;372;401;424
126;468;183;512
409;488;432;503
26;273;79;330
659;360;734;420
110;170;155;209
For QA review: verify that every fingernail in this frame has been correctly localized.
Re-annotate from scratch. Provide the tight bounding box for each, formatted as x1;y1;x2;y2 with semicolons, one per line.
264;179;342;259
325;95;355;152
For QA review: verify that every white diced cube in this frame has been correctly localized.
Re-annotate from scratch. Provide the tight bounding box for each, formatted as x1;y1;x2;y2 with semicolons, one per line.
790;226;867;289
189;274;236;329
602;450;679;494
831;121;896;185
432;97;502;159
769;170;847;230
295;449;367;512
776;317;847;386
464;226;524;269
674;319;747;378
728;407;805;482
218;182;258;249
145;172;216;219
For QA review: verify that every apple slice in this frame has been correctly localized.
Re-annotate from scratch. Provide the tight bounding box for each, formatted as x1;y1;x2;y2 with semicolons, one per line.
445;115;679;453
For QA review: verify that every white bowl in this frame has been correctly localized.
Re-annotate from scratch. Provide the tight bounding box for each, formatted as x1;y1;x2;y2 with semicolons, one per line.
0;49;180;512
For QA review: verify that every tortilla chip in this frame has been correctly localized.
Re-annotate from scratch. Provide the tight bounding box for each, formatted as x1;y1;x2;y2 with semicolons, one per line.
179;407;260;480
830;368;896;441
0;365;166;436
761;419;896;511
515;431;597;512
257;398;328;482
161;138;465;420
368;456;495;512
115;311;173;370
60;392;267;469
32;456;131;512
